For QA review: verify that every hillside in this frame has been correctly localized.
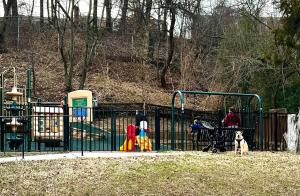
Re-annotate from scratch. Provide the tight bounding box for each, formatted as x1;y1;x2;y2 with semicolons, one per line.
0;51;172;104
0;30;225;110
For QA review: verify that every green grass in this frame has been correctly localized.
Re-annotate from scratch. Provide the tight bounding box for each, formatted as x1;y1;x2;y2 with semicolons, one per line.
0;152;300;195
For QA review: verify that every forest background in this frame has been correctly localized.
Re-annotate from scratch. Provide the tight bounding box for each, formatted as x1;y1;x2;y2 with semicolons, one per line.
0;0;299;112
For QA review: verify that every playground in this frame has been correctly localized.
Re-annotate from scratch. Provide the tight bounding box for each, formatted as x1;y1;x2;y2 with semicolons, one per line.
0;67;299;156
0;151;299;195
0;67;299;195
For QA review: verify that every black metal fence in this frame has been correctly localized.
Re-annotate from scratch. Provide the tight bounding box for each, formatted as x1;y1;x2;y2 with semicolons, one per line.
0;103;290;154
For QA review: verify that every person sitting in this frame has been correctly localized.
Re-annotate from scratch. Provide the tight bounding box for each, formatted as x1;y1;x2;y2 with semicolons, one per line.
223;107;240;128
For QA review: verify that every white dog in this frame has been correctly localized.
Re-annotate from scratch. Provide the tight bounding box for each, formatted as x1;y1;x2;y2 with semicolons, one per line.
235;131;249;155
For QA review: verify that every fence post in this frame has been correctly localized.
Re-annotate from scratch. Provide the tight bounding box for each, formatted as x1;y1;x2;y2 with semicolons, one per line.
26;69;32;152
180;111;185;151
111;111;116;151
0;74;3;152
260;110;264;151
0;118;4;152
81;115;84;156
63;96;69;151
274;112;278;151
0;74;3;114
155;109;160;151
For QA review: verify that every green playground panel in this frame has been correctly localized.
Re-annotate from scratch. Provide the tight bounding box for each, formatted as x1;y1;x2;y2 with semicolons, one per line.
72;98;87;107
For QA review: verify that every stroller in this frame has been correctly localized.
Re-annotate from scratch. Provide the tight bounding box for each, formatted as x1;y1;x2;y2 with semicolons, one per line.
191;117;226;153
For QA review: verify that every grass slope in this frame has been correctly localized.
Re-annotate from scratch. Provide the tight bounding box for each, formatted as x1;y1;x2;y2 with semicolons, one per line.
0;152;299;195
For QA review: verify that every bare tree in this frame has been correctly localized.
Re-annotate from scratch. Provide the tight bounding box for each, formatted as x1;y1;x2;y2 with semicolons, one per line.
11;0;18;16
120;0;129;33
79;0;99;89
51;0;99;91
93;0;98;28
53;0;76;92
47;0;50;23
104;0;112;32
0;0;18;53
160;0;175;87
162;0;168;40
141;0;153;60
40;0;44;25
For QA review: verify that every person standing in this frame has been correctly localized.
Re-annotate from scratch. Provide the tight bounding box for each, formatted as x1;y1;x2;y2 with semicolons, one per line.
223;107;241;128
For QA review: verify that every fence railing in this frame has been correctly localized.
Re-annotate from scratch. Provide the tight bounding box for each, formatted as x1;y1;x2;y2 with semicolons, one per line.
0;103;290;154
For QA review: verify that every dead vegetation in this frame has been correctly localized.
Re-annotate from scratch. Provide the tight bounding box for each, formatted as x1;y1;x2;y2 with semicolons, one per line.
0;152;299;195
0;30;225;110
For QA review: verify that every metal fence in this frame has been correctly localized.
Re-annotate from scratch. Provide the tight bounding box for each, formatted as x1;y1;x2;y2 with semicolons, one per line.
0;103;289;155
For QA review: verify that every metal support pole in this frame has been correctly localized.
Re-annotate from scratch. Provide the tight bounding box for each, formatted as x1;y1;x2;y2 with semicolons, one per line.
0;74;3;115
180;111;184;151
111;111;116;151
26;69;32;151
22;124;25;159
81;115;84;156
171;91;184;150
63;96;69;151
155;109;161;151
27;69;31;102
274;112;278;151
257;98;263;151
89;108;92;152
0;119;4;152
0;74;3;152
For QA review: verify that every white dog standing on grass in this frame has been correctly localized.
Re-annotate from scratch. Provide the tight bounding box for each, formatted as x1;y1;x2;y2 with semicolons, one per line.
235;131;249;155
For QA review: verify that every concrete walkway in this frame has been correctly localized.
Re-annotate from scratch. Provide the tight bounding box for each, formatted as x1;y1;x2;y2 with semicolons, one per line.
0;151;179;163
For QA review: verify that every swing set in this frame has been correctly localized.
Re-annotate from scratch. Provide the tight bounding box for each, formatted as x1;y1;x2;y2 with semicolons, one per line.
171;90;263;151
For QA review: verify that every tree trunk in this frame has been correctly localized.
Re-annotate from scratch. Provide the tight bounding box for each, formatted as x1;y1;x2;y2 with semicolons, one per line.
120;0;129;33
11;0;18;16
80;32;90;89
79;0;98;89
93;0;98;28
162;1;168;41
161;1;175;88
68;0;75;92
79;40;97;89
47;0;51;24
104;0;112;32
40;0;44;25
50;0;56;24
145;0;152;26
54;0;75;92
0;20;8;53
139;0;152;60
0;33;6;53
0;0;13;53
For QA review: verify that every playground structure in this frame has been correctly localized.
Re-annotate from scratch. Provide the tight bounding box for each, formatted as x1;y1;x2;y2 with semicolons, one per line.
120;121;152;152
0;68;290;155
3;68;26;151
171;90;263;152
0;68;30;154
0;68;153;153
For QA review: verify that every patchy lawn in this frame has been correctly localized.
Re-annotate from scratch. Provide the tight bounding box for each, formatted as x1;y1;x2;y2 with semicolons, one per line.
0;152;299;195
0;151;65;158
